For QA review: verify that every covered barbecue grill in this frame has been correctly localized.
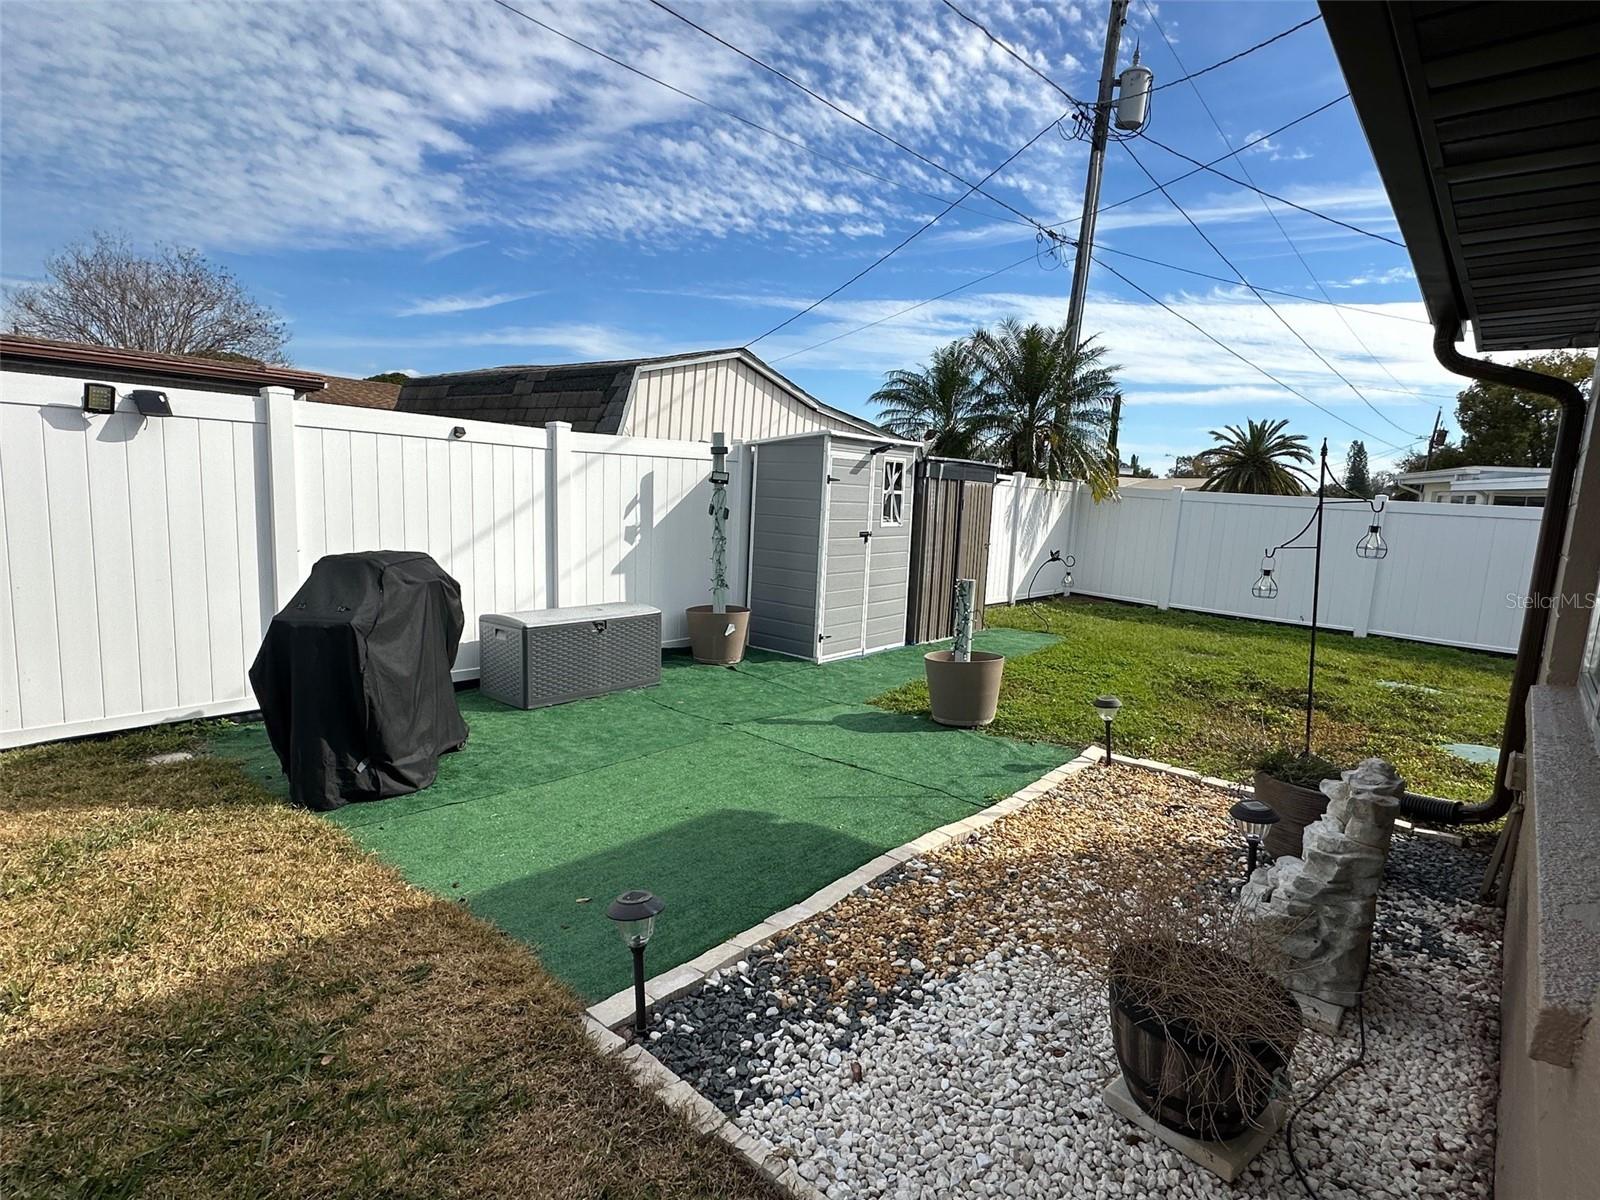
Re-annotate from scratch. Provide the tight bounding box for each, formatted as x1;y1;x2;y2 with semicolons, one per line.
249;551;468;811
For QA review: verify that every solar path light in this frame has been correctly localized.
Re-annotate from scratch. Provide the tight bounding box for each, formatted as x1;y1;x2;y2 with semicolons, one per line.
1229;798;1280;876
606;889;664;1036
1092;695;1122;765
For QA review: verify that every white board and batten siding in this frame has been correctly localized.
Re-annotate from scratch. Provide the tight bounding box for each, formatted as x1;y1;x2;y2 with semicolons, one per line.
622;354;874;442
1;370;747;748
987;477;1541;655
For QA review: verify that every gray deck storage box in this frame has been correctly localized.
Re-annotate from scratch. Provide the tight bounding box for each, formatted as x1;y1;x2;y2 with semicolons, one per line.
479;603;661;709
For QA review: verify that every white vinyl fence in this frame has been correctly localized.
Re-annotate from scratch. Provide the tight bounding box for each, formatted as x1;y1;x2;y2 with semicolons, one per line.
1;371;744;748
987;475;1541;655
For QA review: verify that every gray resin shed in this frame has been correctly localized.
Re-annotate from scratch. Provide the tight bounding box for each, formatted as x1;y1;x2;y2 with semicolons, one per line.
745;431;920;662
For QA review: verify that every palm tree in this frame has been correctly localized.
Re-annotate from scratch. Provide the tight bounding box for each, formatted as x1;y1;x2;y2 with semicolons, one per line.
869;340;981;457
1198;418;1314;495
968;319;1119;496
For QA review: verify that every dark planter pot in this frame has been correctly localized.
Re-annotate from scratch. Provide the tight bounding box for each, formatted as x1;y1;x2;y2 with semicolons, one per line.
1253;770;1330;859
1108;941;1300;1142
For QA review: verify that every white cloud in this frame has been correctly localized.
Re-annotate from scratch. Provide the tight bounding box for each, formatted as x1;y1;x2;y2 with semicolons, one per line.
0;0;1102;253
1330;267;1416;289
396;290;540;317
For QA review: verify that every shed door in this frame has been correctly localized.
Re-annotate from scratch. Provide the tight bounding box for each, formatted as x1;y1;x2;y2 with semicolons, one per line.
863;454;912;653
820;452;872;658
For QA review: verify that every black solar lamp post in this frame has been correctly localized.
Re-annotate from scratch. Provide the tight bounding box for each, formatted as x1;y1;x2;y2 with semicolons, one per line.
1249;439;1393;755
1092;695;1122;765
1228;798;1280;876
606;889;664;1036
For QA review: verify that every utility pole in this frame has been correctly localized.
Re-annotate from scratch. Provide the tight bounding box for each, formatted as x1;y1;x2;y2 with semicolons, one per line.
1064;0;1131;350
1422;407;1443;470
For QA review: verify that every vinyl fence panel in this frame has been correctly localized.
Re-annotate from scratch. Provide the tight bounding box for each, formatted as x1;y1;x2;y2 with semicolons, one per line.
987;478;1540;654
2;373;752;748
1;372;273;746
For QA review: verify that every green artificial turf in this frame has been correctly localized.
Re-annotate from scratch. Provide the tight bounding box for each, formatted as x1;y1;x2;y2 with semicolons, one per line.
872;598;1514;805
209;629;1070;1001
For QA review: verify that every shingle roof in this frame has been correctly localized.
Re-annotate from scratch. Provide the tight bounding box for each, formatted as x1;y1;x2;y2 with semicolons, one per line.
395;348;892;437
314;376;401;409
396;357;645;433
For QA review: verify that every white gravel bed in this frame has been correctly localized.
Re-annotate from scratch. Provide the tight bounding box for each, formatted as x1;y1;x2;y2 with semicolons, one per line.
652;828;1501;1200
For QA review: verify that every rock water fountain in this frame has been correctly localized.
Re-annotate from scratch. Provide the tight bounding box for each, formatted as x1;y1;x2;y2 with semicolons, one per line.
1241;757;1404;1019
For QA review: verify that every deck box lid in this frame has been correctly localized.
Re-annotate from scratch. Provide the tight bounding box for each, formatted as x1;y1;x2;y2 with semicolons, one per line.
482;603;661;628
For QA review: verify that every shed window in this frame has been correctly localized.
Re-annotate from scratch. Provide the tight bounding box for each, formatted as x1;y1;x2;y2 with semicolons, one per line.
881;459;904;526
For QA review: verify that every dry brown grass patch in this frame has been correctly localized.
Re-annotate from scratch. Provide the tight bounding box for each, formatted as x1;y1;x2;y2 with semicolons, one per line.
1;725;776;1199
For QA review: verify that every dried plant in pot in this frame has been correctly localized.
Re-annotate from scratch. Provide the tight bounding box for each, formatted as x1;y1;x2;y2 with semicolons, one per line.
686;433;750;665
1081;848;1303;1144
1107;937;1300;1140
924;578;1004;727
1253;747;1344;858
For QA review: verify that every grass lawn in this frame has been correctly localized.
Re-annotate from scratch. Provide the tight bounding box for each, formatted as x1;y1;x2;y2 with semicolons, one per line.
873;598;1514;806
0;726;780;1200
209;629;1073;1002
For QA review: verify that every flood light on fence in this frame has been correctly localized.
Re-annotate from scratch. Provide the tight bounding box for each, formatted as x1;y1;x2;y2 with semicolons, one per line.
82;382;116;414
1355;525;1388;560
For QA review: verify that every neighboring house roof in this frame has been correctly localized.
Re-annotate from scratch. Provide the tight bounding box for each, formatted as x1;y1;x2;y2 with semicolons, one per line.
1321;2;1600;352
314;375;400;409
1393;464;1551;498
395;347;890;438
1119;476;1210;490
0;332;326;393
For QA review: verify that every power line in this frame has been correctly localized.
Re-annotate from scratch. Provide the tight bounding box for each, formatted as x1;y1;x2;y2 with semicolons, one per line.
1138;0;1421;437
939;0;1087;109
939;9;1426;434
1090;243;1432;326
1147;13;1325;94
768;250;1045;363
746;116;1067;348
1082;95;1349;221
644;0;1057;235
1091;253;1418;452
1115;138;1428;438
1139;132;1405;247
487;0;1035;232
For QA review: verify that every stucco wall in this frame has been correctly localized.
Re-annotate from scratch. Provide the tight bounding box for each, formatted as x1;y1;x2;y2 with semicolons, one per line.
1497;355;1600;1200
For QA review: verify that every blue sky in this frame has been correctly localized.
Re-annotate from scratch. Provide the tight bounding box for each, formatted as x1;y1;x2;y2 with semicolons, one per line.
1;0;1472;472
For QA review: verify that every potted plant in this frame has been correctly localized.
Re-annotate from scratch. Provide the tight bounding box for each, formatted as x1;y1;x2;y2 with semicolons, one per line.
686;432;750;664
1108;936;1301;1141
1252;747;1343;859
924;577;1004;726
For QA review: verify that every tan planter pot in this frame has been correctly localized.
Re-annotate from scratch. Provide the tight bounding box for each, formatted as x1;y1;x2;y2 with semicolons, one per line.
686;605;751;665
925;650;1005;728
1254;770;1330;859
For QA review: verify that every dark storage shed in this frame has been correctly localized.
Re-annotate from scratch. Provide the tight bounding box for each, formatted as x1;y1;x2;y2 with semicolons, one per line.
905;458;1000;644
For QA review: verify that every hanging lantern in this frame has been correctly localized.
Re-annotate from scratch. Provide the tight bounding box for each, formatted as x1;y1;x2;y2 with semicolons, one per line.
1355;524;1388;559
1251;557;1278;600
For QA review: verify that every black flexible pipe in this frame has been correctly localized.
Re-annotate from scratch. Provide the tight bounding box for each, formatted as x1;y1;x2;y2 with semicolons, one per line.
1406;316;1588;826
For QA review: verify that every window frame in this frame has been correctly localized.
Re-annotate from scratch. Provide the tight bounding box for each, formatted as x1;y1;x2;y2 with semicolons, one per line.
880;458;905;527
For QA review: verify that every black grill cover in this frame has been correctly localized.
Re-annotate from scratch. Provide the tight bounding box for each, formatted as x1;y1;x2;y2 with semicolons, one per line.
249;551;469;811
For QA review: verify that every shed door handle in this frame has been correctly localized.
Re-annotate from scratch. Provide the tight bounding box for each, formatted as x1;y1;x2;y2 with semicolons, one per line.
859;530;871;541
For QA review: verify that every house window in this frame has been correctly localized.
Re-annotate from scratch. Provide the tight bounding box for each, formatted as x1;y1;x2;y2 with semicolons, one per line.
881;459;904;526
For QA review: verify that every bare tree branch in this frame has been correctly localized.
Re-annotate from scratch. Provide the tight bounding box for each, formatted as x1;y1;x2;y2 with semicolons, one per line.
3;232;289;364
